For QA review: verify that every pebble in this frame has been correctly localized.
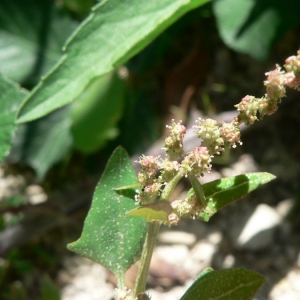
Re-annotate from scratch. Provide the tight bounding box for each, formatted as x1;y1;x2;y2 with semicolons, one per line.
229;204;281;251
158;231;196;246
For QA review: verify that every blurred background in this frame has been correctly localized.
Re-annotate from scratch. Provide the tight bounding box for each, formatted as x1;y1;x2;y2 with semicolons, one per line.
1;0;300;299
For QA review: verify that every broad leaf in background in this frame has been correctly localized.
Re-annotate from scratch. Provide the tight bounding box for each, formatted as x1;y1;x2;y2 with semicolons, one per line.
180;268;265;300
62;0;95;17
67;147;147;286
118;89;159;155
0;74;27;163
71;72;125;153
198;172;276;221
0;0;77;84
7;107;72;179
213;0;300;61
17;0;211;123
0;0;76;82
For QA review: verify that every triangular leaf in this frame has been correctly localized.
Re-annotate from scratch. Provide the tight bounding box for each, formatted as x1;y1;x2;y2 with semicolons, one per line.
17;0;211;122
181;268;265;300
198;172;276;221
67;147;147;285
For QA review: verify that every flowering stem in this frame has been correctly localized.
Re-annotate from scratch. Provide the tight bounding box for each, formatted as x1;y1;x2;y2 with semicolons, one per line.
189;174;207;207
160;168;186;201
133;221;161;297
133;169;186;297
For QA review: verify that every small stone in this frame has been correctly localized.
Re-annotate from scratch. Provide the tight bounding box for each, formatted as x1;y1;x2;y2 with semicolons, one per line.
222;254;235;268
206;231;222;245
221;154;259;177
230;204;281;251
154;245;190;267
158;231;196;246
276;198;294;218
190;241;217;270
269;268;300;300
26;185;47;204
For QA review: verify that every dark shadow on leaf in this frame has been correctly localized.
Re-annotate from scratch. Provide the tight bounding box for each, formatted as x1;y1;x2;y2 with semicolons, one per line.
235;0;300;40
23;0;54;85
115;188;136;201
200;174;251;221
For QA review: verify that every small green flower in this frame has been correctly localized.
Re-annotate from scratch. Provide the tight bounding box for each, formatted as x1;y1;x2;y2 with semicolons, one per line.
193;118;224;155
165;119;186;160
181;147;212;177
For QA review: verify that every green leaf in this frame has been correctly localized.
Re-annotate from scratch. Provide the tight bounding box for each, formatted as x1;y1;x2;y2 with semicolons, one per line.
62;0;95;17
71;72;125;153
196;267;214;278
0;0;77;83
17;0;211;123
114;183;140;191
41;275;61;300
67;147;147;285
117;89;160;154
198;172;276;221
127;201;173;224
213;0;300;61
0;74;27;163
7;106;72;179
180;268;265;300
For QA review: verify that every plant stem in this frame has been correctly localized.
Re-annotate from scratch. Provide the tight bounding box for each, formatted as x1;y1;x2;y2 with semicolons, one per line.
133;168;185;297
160;167;186;201
189;174;207;207
133;221;161;297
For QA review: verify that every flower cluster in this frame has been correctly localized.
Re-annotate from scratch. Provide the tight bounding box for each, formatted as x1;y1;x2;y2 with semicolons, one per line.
171;194;201;219
135;50;300;222
220;121;242;148
284;51;300;87
136;117;241;207
165;119;186;160
135;155;162;204
181;147;212;177
193;118;224;155
236;50;300;126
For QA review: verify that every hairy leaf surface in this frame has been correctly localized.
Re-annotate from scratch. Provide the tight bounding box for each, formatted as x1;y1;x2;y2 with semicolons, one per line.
17;0;210;122
181;268;265;300
67;147;147;284
198;172;276;221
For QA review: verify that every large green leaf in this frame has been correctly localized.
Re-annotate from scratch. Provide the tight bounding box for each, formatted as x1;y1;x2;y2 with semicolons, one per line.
181;268;265;300
198;172;276;221
67;147;147;285
0;74;27;163
71;72;125;153
62;0;95;17
0;0;77;83
7;106;72;179
213;0;300;61
17;0;211;123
